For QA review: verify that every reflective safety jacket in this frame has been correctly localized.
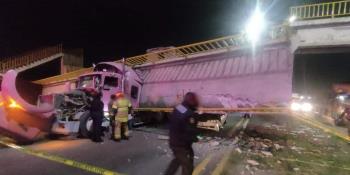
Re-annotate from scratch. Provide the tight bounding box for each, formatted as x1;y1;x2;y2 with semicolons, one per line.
113;98;132;122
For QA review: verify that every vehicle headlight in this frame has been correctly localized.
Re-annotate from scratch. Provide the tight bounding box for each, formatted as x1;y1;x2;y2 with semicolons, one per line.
301;102;313;112
336;95;345;101
104;111;109;117
291;102;301;111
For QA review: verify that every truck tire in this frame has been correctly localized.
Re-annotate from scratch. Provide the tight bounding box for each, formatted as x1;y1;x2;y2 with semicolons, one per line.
79;111;93;138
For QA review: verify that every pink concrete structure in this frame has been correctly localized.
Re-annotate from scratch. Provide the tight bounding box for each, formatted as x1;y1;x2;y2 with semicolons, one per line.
0;70;54;140
137;43;293;108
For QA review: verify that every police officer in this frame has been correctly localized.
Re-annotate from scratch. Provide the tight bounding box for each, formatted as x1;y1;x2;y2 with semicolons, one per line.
165;92;199;175
108;94;117;139
90;91;104;143
112;92;132;141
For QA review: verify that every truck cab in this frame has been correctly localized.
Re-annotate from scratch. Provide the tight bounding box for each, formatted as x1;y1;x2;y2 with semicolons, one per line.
50;62;142;136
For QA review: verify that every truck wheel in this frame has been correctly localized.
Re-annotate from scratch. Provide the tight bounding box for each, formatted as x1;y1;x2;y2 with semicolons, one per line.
79;111;93;138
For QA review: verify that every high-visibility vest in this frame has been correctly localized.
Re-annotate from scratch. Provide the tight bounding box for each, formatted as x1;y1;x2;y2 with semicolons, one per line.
113;98;131;122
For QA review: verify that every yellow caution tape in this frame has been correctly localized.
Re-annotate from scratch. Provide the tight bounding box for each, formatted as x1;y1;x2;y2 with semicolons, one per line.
0;140;124;175
134;107;289;113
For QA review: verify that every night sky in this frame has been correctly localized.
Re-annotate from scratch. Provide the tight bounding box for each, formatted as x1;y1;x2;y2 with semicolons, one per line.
0;0;328;65
1;0;350;97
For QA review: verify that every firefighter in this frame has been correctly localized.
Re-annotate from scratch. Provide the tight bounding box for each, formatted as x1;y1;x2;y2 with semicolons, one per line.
165;92;199;175
112;92;132;141
90;91;104;143
108;94;117;139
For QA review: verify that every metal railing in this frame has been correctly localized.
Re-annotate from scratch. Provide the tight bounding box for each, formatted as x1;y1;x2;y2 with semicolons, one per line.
0;44;63;73
290;0;350;20
34;67;93;85
34;25;287;85
123;25;286;66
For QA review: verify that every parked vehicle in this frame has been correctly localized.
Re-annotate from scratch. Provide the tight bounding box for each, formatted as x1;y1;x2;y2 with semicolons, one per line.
329;93;350;126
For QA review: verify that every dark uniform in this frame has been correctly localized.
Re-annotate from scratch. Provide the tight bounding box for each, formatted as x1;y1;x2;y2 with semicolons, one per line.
90;95;104;142
108;95;116;139
165;103;198;175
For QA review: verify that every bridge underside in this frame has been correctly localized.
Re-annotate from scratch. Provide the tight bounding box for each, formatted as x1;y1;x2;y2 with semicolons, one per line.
293;46;350;103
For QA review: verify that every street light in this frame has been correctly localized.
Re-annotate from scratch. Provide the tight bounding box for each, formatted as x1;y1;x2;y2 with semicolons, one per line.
289;15;297;23
245;6;265;45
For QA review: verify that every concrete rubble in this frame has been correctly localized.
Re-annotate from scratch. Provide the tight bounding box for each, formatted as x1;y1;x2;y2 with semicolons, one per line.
246;160;260;166
152;117;346;175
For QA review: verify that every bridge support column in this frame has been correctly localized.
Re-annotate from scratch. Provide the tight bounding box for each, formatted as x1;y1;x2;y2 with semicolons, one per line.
60;48;84;74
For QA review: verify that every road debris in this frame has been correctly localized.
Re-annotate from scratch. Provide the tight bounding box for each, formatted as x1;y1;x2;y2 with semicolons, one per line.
293;167;300;171
235;147;242;154
246;160;259;166
209;141;220;147
261;151;273;157
157;135;169;140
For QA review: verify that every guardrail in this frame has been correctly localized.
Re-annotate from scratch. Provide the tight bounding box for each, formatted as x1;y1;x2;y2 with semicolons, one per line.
34;25;287;85
290;0;350;20
0;44;63;73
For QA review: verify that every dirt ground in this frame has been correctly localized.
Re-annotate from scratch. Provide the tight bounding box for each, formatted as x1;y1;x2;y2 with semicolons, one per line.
221;114;350;175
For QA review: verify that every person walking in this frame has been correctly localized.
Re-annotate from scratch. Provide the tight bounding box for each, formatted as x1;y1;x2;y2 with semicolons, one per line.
90;91;104;143
112;92;132;141
108;94;117;139
165;92;199;175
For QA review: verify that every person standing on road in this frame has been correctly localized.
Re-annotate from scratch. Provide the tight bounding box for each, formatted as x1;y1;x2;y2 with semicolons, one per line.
90;91;104;143
165;92;199;175
112;92;132;141
108;94;117;139
343;108;350;137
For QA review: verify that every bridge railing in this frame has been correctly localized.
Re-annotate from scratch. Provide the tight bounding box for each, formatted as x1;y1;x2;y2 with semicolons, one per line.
290;0;350;20
124;25;287;66
0;44;63;73
33;67;93;85
34;25;287;85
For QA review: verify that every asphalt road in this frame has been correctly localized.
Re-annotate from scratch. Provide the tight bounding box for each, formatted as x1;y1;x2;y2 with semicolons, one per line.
0;131;173;175
0;128;233;175
1;113;348;175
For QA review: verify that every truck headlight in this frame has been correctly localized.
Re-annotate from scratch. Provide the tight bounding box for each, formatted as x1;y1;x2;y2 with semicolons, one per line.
291;102;301;111
301;102;313;112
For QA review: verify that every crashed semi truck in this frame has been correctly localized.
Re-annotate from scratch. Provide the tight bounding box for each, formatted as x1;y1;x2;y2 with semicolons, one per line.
0;33;292;141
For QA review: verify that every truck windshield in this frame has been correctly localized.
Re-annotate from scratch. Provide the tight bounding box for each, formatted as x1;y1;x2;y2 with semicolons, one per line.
78;75;101;89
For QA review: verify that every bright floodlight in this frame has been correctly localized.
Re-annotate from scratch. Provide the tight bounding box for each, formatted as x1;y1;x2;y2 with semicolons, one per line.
291;102;301;111
289;15;296;23
245;7;265;44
